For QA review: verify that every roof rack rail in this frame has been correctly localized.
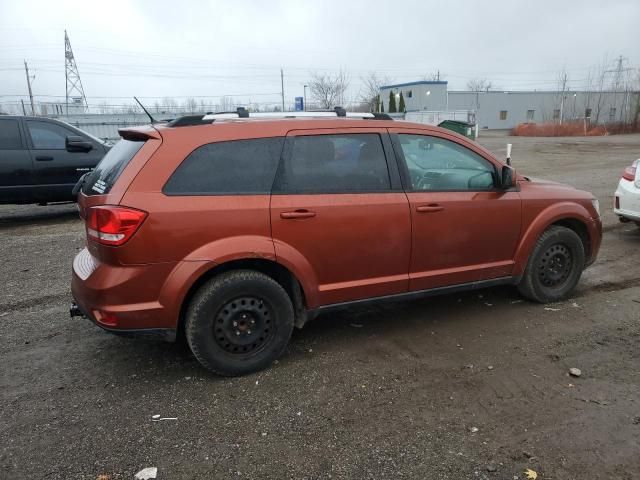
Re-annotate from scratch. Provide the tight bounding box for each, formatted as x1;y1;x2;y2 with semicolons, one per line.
199;106;392;122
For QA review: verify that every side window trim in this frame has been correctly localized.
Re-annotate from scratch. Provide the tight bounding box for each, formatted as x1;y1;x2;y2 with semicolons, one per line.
390;132;499;193
272;131;398;195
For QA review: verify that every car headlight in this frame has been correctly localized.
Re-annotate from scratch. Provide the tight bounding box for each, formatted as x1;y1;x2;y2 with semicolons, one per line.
591;198;600;217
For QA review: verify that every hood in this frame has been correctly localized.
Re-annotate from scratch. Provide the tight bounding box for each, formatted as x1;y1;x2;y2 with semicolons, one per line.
521;176;574;188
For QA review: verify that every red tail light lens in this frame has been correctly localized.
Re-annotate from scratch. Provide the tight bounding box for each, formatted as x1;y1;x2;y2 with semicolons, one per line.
86;206;147;246
622;165;636;181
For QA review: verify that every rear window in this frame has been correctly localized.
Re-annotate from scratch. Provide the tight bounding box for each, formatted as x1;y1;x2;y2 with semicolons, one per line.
163;137;284;195
0;119;23;150
81;139;144;195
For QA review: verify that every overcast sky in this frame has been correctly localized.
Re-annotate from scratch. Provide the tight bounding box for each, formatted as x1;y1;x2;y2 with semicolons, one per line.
1;0;639;111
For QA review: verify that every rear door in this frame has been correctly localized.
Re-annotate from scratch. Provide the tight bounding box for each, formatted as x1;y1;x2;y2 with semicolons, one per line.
0;118;34;204
25;119;104;201
390;129;521;290
270;128;411;307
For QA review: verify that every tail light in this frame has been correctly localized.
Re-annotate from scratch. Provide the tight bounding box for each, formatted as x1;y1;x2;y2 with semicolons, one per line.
622;160;638;181
86;205;147;246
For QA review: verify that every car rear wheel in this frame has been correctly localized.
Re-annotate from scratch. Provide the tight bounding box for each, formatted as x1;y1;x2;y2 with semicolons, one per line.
185;270;294;376
518;226;585;303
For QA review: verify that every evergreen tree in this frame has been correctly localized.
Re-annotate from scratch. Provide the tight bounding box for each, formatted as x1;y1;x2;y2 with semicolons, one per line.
380;99;384;113
388;91;397;113
398;92;406;112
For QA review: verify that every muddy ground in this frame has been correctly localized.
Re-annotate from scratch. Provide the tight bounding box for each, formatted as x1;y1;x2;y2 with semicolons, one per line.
1;132;639;480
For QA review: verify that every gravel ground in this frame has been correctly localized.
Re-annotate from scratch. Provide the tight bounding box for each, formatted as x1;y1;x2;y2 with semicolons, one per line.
1;132;639;480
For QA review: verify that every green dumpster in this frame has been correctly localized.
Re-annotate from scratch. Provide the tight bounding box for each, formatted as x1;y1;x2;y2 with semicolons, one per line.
438;120;476;140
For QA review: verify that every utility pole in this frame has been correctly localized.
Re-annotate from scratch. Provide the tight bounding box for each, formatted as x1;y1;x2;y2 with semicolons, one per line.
20;99;27;115
24;60;35;115
280;68;285;112
65;30;88;115
605;55;633;122
303;84;308;111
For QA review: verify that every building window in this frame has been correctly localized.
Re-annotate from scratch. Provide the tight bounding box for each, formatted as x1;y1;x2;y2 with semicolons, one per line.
553;109;561;120
609;107;616;120
406;90;412;98
499;110;508;120
585;108;592;118
526;110;535;121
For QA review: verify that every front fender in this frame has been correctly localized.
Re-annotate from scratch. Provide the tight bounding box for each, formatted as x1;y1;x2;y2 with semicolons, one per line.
513;202;595;275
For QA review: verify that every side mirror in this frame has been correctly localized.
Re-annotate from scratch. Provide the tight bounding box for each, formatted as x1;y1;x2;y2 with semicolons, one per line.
66;135;93;153
498;165;516;189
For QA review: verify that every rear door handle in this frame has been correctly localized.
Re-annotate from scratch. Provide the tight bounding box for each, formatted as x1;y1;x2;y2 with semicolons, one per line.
416;204;444;213
280;210;316;219
35;156;53;162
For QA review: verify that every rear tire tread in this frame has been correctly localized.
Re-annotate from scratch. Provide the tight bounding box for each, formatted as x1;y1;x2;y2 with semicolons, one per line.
185;270;293;376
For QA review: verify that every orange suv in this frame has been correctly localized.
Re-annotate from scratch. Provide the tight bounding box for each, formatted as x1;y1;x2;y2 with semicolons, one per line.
70;108;602;376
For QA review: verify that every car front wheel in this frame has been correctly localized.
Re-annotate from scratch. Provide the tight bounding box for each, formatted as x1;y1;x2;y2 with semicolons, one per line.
518;226;586;303
185;270;294;376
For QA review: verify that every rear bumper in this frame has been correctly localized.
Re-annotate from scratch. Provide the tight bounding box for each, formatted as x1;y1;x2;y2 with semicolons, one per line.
70;301;176;341
71;248;179;338
614;179;640;221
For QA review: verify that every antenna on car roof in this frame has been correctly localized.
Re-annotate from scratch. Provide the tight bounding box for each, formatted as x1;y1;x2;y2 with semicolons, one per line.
134;96;157;124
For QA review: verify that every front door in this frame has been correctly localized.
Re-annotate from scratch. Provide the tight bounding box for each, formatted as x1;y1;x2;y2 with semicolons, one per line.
270;129;411;307
25;119;103;201
390;129;521;291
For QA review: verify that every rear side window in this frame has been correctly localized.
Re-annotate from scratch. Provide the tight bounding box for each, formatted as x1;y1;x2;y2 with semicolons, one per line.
274;133;391;193
163;137;284;195
0;119;23;150
81;139;144;195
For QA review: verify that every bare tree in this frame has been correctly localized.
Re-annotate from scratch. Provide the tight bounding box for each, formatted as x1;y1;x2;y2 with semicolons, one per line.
467;78;493;92
467;78;493;112
591;58;609;124
183;97;198;114
162;97;178;113
308;69;350;109
219;96;234;111
423;71;445;81
359;72;392;112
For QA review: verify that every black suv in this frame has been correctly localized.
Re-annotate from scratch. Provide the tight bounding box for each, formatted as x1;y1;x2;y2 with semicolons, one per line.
0;115;109;204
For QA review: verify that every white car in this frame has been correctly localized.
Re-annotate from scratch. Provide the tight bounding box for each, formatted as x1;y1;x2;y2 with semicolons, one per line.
614;159;640;226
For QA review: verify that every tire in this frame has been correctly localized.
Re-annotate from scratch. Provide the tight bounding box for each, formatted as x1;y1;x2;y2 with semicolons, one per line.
185;270;294;376
517;226;585;303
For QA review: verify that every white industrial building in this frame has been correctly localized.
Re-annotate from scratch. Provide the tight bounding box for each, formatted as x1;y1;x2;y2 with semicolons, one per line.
380;80;639;129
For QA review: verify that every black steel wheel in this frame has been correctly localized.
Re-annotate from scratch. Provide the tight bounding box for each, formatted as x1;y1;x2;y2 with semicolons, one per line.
538;244;573;288
214;296;274;355
518;226;585;303
186;270;294;376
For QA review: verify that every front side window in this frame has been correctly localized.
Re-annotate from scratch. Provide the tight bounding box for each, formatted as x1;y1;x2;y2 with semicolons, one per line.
274;133;391;193
164;137;284;195
0;119;22;150
26;121;71;149
397;134;495;191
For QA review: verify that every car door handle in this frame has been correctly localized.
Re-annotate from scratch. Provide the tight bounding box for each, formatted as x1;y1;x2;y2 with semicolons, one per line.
280;210;316;219
35;156;53;162
416;204;444;213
